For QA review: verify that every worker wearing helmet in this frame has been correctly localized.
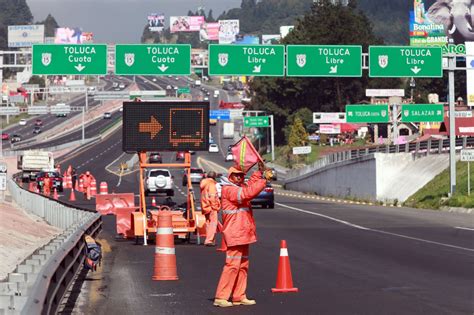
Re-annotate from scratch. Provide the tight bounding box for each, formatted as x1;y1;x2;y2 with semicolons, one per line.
213;162;268;307
200;171;221;246
82;171;93;200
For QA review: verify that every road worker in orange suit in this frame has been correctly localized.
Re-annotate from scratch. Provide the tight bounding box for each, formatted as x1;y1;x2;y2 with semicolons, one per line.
82;171;93;200
214;162;270;307
43;173;52;196
200;171;221;246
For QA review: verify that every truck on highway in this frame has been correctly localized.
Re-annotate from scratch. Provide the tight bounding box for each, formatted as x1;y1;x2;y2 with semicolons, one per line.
222;122;234;139
17;150;54;182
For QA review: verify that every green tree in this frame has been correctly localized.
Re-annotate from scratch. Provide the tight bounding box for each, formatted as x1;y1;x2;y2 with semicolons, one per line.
38;14;59;37
288;117;308;164
207;9;216;22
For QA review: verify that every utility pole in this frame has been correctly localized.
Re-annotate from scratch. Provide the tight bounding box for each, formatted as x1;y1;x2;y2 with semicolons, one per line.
448;55;456;196
82;106;85;144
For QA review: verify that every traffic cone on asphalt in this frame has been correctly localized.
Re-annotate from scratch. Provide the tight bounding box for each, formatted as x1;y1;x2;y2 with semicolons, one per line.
152;211;178;281
216;222;227;252
152;197;157;207
69;188;76;202
271;240;298;293
53;187;58;200
90;179;97;197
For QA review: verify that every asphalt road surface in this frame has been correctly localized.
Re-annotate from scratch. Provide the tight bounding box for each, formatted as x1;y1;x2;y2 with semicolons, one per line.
43;78;474;314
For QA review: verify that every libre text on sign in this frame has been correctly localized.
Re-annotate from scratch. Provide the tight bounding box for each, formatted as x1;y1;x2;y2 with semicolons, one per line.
369;46;442;78
209;44;285;76
400;104;444;122
287;45;362;77
33;44;107;75
345;105;390;123
115;44;191;75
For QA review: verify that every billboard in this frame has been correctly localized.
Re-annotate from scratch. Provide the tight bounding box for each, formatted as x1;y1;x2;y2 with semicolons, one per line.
148;13;165;32
200;22;219;41
191;49;208;67
218;20;239;44
410;0;467;54
122;101;209;152
280;25;294;38
262;34;281;45
233;35;259;44
467;42;474;107
54;27;93;44
170;16;204;33
8;25;44;47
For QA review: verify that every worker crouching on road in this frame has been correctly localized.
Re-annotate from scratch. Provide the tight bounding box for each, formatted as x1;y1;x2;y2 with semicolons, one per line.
200;171;221;246
213;162;268;307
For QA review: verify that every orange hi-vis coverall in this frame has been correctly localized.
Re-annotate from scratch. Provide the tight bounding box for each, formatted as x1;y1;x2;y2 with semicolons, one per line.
82;174;93;200
200;177;221;245
215;170;266;303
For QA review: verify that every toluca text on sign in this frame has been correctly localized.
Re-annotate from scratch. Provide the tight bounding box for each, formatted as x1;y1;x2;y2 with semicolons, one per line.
242;46;276;64
147;46;180;63
64;46;96;63
319;47;351;65
400;48;432;65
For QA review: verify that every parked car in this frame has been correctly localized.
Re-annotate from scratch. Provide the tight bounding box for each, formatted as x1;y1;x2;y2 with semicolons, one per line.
1;133;9;140
209;143;219;153
19;119;27;126
119;83;125;89
176;151;185;161
225;152;234;162
103;112;112;119
145;169;174;196
250;181;274;208
34;119;43;126
36;171;63;192
10;134;22;143
149;152;162;163
182;167;205;186
33;126;42;134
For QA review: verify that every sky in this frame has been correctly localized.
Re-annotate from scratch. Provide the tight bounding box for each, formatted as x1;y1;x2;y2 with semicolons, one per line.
26;0;241;43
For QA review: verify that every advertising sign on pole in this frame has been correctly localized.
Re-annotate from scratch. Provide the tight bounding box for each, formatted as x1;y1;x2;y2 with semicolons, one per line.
218;20;239;44
313;112;346;124
170;16;204;33
292;146;311;155
319;124;341;134
148;13;165;32
8;25;44;47
365;89;405;97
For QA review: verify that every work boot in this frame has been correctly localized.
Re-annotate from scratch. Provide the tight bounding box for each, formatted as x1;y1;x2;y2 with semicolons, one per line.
233;298;256;306
213;299;233;307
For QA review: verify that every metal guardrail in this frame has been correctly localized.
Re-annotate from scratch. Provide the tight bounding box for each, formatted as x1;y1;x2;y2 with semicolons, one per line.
1;178;101;314
285;137;474;182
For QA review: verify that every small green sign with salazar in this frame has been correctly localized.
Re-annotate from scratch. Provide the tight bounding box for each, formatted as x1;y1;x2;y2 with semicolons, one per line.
345;105;390;123
115;44;191;75
244;116;270;127
209;44;285;76
32;44;107;75
400;104;444;122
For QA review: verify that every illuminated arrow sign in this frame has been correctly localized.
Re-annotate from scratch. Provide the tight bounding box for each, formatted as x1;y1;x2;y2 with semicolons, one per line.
139;116;163;139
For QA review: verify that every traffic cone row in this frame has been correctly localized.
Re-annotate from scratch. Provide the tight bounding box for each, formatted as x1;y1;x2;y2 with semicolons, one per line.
53;187;58;200
90;179;97;197
152;211;178;281
69;188;76;201
78;178;84;193
99;181;108;194
151;197;156;207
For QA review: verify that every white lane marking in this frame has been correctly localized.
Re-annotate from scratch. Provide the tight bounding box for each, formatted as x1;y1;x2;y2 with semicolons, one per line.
276;202;369;230
455;227;474;231
149;293;175;297
276;202;474;253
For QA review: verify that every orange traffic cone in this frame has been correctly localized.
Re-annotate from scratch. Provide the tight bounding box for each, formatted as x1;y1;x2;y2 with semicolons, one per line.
151;197;157;207
53;187;59;200
216;221;227;252
152;211;178;281
271;240;298;293
69;188;76;202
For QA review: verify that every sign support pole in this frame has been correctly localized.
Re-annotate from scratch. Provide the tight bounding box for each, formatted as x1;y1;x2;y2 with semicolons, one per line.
85;90;89;112
468;162;470;196
138;152;148;246
81;107;85;144
448;55;456;196
392;104;398;144
270;115;275;161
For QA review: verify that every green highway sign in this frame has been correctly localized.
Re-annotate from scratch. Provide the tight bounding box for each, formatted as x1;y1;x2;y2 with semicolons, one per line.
177;87;191;95
369;46;442;78
287;45;362;77
244;116;270;127
209;44;285;76
345;104;390;123
32;44;107;75
400;104;444;122
115;44;191;75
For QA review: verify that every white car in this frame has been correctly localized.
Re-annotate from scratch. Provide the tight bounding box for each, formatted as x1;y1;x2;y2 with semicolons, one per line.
225;152;234;162
19;119;27;126
152;78;157;82
145;169;174;196
209;143;219;153
213;90;220;98
204;96;209;101
103;112;112;119
119;83;125;89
